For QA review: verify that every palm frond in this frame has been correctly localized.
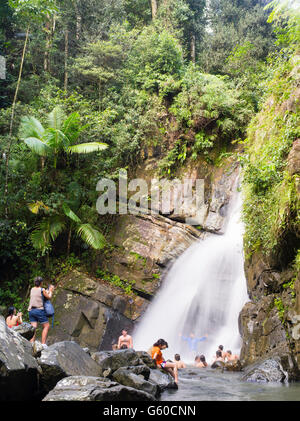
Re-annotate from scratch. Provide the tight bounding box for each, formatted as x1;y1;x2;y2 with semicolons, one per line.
62;112;81;143
31;216;65;252
48;106;66;131
44;128;69;151
31;220;51;252
24;137;51;156
49;216;66;241
77;223;106;249
67;142;108;154
19;116;45;139
62;203;82;223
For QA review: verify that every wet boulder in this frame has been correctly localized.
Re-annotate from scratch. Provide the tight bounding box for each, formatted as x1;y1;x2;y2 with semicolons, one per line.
43;376;155;401
38;341;102;393
225;360;242;372
0;316;40;401
241;358;288;383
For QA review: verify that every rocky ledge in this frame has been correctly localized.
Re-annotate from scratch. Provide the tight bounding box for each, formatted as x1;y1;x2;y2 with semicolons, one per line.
0;316;176;401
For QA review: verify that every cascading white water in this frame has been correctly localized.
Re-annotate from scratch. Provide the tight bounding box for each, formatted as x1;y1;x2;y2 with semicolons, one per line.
133;185;249;364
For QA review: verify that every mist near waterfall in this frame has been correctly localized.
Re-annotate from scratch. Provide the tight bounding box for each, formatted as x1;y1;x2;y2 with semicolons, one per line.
133;188;249;364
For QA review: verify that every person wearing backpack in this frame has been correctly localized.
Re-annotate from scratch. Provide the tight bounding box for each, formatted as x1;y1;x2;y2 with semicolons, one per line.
28;276;54;348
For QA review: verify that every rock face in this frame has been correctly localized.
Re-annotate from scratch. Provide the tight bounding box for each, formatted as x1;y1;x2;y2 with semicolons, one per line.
48;270;148;352
0;316;40;401
239;253;300;380
239;136;300;381
101;213;203;296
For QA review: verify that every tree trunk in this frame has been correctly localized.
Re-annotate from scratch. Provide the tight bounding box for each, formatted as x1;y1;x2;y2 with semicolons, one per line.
44;15;51;72
4;25;30;218
64;29;69;92
191;34;196;64
44;14;56;73
75;1;81;41
151;0;158;19
67;227;72;256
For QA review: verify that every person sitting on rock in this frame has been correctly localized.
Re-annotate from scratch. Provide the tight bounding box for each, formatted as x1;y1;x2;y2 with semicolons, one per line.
6;306;22;328
195;354;208;368
226;350;239;361
117;328;133;349
174;354;186;369
151;339;178;385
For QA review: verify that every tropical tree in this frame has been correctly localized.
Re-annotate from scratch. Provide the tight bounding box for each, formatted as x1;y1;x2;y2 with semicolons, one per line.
19;106;108;169
29;200;106;256
4;0;59;217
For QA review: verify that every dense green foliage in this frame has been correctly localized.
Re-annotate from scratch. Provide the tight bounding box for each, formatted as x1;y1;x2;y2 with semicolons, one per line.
241;1;300;269
0;0;299;309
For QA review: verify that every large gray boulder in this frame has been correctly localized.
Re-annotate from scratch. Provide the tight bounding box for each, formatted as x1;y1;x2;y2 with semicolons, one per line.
0;316;40;401
136;351;157;369
38;341;102;393
112;366;159;397
43;376;155;401
241;358;288;383
92;349;176;395
148;368;177;392
91;348;142;376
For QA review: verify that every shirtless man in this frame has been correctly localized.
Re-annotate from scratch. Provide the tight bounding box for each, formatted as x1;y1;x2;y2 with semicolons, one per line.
226;350;239;361
117;328;133;349
174;354;186;369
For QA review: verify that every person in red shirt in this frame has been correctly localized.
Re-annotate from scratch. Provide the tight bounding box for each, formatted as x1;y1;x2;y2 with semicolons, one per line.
151;339;178;385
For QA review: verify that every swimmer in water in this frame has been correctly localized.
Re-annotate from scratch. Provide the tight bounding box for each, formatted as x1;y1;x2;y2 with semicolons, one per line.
174;354;186;369
195;355;208;368
226;350;239;361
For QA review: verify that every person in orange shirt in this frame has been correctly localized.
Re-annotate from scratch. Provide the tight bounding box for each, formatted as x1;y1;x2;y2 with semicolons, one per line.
151;339;178;385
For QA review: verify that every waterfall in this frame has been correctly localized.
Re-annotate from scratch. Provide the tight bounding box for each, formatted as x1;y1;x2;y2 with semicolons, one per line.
133;185;249;364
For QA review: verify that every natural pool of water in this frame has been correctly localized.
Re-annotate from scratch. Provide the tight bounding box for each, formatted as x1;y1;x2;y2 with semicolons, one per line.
160;367;300;401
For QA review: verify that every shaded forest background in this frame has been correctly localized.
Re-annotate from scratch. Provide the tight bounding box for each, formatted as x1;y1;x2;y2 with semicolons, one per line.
0;0;299;312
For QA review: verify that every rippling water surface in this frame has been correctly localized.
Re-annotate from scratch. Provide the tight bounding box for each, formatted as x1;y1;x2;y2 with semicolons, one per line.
160;368;300;401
